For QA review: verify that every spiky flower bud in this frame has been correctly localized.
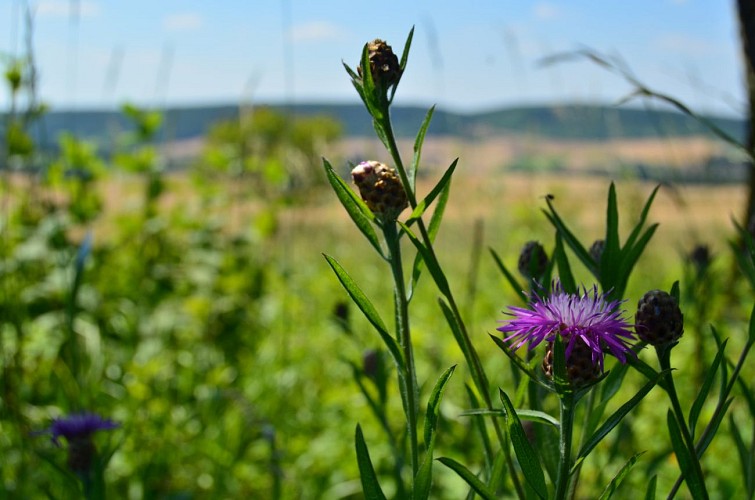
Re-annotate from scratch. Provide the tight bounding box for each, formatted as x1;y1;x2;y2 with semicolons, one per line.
542;338;601;388
351;161;408;221
635;290;684;346
357;39;402;90
518;241;548;278
589;239;605;264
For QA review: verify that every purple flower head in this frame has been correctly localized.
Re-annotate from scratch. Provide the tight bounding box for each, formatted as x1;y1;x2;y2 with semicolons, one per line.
497;281;636;372
43;413;119;447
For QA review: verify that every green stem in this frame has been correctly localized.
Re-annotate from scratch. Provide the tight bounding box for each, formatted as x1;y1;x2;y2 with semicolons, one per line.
378;114;525;498
657;345;709;500
383;221;420;477
555;394;576;500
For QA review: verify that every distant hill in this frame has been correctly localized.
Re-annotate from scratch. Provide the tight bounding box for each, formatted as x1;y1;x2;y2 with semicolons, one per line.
8;102;747;150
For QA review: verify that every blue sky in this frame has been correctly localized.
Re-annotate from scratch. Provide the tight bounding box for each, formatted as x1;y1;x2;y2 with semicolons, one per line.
0;0;745;116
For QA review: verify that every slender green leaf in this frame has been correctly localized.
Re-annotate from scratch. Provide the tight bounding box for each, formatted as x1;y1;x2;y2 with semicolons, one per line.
543;200;593;271
407;158;457;225
500;390;548;499
623;185;660;250
466;385;494;472
355;425;388;500
323;158;382;255
323;255;404;371
489;248;527;303
553;234;576;295
410;105;435;189
414;365;456;500
667;411;708;499
437;457;498;500
489;334;547;388
598;452;646;500
400;223;450;296
409;165;453;299
728;414;755;497
689;339;727;436
424;365;457;445
460;409;560;430
577;369;663;461
696;398;734;458
644;475;657;500
750;301;755;344
603;182;620;273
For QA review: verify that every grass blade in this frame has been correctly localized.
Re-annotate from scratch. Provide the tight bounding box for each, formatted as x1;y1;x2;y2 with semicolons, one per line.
323;158;382;256
323;255;404;372
355;424;388;500
689;339;727;437
598;451;646;500
500;389;548;499
437;457;498;500
489;248;527;303
667;410;708;499
577;369;663;461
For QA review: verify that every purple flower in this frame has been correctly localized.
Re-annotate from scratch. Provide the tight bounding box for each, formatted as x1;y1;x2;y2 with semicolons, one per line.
42;413;119;447
498;282;635;371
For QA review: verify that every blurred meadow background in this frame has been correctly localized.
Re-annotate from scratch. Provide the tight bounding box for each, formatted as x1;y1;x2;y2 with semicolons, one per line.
1;1;754;498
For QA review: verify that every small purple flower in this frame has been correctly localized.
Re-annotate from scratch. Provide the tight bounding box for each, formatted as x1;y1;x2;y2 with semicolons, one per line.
498;281;635;371
43;413;119;447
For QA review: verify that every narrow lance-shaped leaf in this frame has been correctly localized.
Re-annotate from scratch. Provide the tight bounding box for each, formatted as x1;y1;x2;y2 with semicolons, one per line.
489;248;527;304
552;234;577;296
409;105;436;190
437;457;498;500
414;365;456;500
323;255;404;372
500;389;548;499
323;159;383;256
688;339;727;437
355;424;388;500
598;452;646;500
407;158;457;225
400;223;450;296
577;369;664;462
666;411;708;499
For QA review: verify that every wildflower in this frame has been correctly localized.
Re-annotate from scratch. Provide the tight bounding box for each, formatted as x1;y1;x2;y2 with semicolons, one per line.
351;161;408;222
39;413;119;474
635;290;684;346
498;282;636;376
357;39;402;91
687;244;711;274
517;241;548;278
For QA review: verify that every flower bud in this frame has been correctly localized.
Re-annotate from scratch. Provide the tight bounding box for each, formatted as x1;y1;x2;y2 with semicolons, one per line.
688;244;711;274
357;39;402;90
542;338;600;388
589;239;605;264
517;241;548;278
351;161;408;221
635;290;684;346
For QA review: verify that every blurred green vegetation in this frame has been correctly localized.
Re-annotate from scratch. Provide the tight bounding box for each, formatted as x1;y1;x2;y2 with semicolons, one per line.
2;56;754;499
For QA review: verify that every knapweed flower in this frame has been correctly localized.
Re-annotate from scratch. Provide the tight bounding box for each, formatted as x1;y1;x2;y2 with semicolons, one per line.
39;413;119;473
498;282;636;377
351;161;408;221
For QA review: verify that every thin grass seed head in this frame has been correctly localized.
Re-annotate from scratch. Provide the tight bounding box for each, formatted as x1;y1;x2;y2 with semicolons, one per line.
635;290;684;346
351;161;408;222
498;281;635;385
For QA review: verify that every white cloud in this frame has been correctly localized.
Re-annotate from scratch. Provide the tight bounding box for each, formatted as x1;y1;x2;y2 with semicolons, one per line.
289;21;340;43
35;0;100;18
533;2;560;20
164;12;202;32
